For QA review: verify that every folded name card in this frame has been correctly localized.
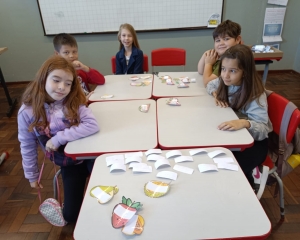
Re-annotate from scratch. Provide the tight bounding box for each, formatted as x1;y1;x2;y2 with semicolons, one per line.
132;165;152;173
173;164;194;174
207;150;225;158
110;163;126;172
106;156;125;167
174;156;193;163
145;148;162;156
198;164;218;173
125;152;143;158
155;159;171;169
147;154;166;162
156;171;178;181
125;156;142;164
128;162;147;169
166;150;182;159
189;149;208;156
217;163;238;171
213;157;234;164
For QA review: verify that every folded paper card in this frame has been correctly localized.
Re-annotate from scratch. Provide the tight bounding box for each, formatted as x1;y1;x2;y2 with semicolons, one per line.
166;150;182;159
217;163;238;171
145;148;162;156
155;159;171;169
147;154;166;162
156;171;178;180
125;156;142;164
173;164;194;174
207;150;225;158
100;94;114;99
174;156;193;163
213;157;234;164
189;149;208;156
198;164;218;173
110;163;126;172
125;152;143;158
132;165;152;173
128;162;147;169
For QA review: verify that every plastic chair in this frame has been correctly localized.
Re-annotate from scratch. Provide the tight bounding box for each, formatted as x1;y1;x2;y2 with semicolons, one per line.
151;48;186;72
261;91;300;219
111;54;149;74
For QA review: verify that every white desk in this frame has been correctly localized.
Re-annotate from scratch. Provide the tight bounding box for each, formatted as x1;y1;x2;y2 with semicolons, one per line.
74;148;271;240
152;72;206;99
89;74;153;102
64;99;158;159
157;96;254;150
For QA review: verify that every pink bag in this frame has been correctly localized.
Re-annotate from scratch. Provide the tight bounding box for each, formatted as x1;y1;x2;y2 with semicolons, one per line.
38;153;67;227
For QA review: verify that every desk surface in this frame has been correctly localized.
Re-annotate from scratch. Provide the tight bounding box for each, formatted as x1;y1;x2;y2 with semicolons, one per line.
152;72;206;98
0;47;8;55
157;96;254;150
74;148;271;240
64;99;158;159
89;74;153;102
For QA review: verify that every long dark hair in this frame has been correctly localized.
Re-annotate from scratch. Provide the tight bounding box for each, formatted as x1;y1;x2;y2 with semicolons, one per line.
216;44;265;111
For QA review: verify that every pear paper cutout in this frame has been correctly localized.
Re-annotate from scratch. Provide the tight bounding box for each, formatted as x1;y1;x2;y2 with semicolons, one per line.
90;185;119;204
144;180;170;198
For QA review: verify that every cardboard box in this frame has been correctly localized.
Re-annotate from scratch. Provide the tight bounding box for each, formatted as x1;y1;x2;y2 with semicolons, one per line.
251;45;283;61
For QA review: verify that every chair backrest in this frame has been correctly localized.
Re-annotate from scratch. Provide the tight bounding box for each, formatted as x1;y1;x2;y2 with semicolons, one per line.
151;48;186;72
267;92;300;144
111;54;149;74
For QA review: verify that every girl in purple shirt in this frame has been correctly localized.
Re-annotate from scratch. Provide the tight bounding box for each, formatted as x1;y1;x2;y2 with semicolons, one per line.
18;55;99;223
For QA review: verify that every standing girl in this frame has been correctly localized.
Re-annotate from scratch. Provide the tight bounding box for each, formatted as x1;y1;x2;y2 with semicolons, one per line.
206;44;272;188
18;55;99;223
115;23;143;74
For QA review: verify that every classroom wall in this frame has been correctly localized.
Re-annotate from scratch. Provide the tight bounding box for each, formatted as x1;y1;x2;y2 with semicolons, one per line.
0;0;299;82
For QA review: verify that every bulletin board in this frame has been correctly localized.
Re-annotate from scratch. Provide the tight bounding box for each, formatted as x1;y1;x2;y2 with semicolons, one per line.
37;0;223;35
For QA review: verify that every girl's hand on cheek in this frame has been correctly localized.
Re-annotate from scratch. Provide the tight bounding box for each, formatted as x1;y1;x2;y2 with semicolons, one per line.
218;119;245;131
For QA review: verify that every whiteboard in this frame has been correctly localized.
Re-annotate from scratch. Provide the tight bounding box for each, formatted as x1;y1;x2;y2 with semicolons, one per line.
37;0;223;35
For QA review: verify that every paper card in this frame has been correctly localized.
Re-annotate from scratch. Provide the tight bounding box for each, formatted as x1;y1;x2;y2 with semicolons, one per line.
198;164;218;173
174;156;193;163
207;150;225;158
128;162;147;169
121;215;140;235
90;187;113;203
130;76;139;81
213;157;234;164
190;78;196;83
132;165;152;173
156;171;178;180
100;94;114;99
189;149;208;156
147;154;166;162
125;152;143;158
125;156;142;164
217;163;238;171
155;159;171;169
110;163;126;172
106;155;125;166
173;164;194;174
130;82;142;86
177;82;189;88
166;98;181;106
166;150;182;159
166;79;174;85
145;149;162;156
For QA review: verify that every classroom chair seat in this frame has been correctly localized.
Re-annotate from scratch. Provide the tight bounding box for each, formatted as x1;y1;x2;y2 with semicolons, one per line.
151;48;186;72
111;54;149;74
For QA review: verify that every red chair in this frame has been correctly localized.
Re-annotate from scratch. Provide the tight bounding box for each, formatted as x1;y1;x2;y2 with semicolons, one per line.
151;48;186;72
111;54;149;74
261;91;300;220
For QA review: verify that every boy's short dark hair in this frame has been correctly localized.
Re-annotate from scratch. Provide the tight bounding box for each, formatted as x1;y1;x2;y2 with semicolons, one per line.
213;20;241;40
53;33;78;52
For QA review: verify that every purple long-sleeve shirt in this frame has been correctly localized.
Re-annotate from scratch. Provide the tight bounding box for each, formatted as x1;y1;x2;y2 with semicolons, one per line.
18;99;99;182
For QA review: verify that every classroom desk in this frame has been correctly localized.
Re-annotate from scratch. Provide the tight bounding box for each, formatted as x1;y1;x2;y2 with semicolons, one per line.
157;96;254;150
74;148;271;240
254;56;282;85
152;72;206;99
64;99;158;159
88;74;153;102
0;47;17;117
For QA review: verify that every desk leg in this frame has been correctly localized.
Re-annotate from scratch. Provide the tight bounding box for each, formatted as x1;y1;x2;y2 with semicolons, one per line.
0;67;17;117
262;63;270;85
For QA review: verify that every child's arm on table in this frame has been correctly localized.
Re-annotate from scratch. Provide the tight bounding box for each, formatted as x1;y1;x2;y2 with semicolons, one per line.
48;105;100;150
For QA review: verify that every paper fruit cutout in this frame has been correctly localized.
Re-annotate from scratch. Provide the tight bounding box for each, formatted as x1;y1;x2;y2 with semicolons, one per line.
144;180;170;198
130;76;139;81
90;185;119;204
112;196;142;229
139;104;150;113
100;94;114;99
121;214;145;235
